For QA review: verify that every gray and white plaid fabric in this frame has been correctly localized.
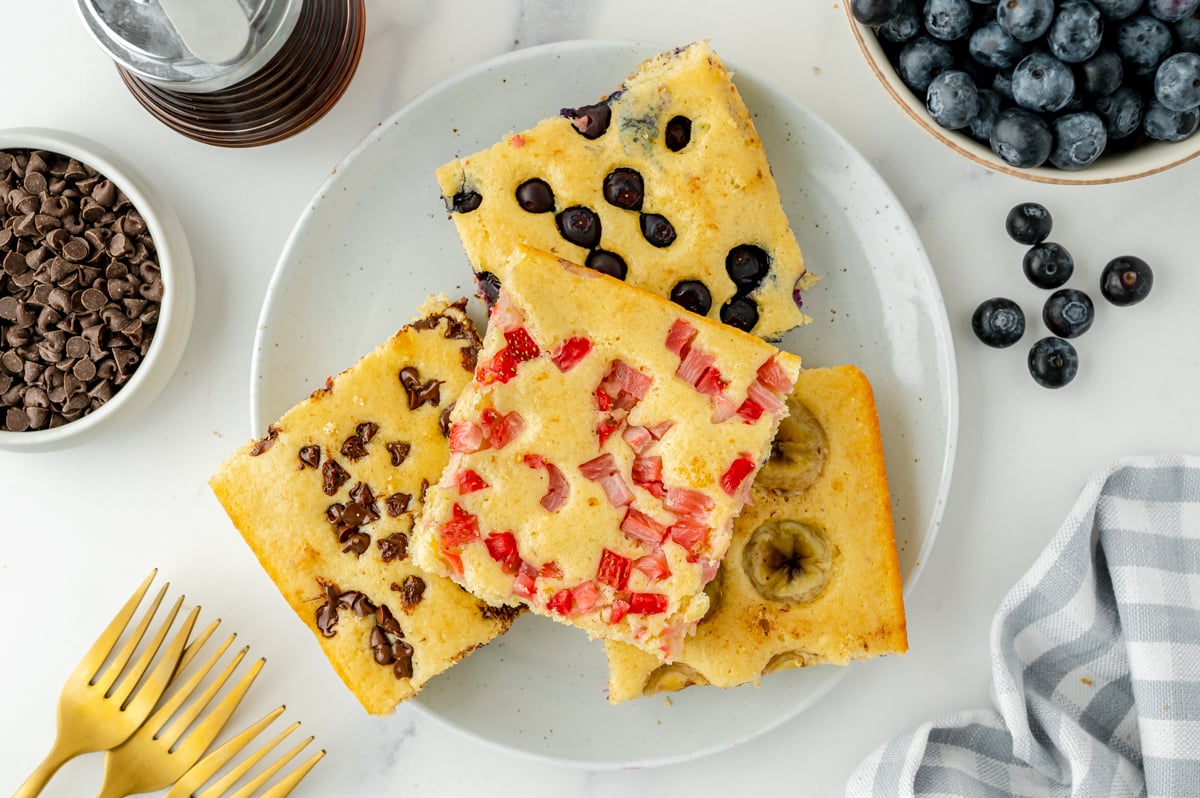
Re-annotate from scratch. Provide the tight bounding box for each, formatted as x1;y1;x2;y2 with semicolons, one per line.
847;455;1200;798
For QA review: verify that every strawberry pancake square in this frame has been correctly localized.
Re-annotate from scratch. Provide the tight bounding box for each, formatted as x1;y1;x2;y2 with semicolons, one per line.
412;245;802;661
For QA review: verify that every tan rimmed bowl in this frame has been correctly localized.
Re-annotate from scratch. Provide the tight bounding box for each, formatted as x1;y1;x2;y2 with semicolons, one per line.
844;5;1200;185
0;127;194;452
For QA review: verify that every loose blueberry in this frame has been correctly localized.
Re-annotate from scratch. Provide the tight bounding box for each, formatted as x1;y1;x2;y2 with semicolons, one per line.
1023;241;1074;288
555;206;602;248
451;190;482;213
852;0;905;24
1077;50;1124;98
1148;0;1200;22
990;107;1053;167
1154;51;1200;111
993;69;1016;101
726;245;771;291
1116;15;1174;75
927;70;981;128
968;88;1003;141
1006;201;1053;244
720;296;759;331
1100;255;1153;305
1028;336;1079;388
1175;12;1200;51
1043;288;1095;338
972;296;1026;347
1048;0;1104;63
969;21;1026;69
670;280;713;315
1091;0;1145;19
561;102;612;139
476;270;501;306
1049;111;1108;170
640;213;677;248
1094;86;1145;138
996;0;1055;42
603;168;644;210
880;0;924;42
898;36;956;93
664;116;692;151
585;249;628;280
1143;97;1200;140
924;0;974;40
515;178;554;213
1012;52;1076;112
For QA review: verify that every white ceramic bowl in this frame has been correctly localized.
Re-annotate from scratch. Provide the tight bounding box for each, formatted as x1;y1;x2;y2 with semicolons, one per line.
0;127;194;452
844;7;1200;185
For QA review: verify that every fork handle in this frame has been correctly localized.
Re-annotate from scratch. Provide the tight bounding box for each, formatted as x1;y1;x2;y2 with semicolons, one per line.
13;739;79;798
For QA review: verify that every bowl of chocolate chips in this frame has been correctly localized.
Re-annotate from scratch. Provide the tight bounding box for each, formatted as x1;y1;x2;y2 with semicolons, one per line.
846;0;1200;184
0;127;194;451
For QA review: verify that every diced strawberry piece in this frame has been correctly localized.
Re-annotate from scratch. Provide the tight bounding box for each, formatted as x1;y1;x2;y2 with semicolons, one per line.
631;454;662;486
539;561;563;579
663;487;714;519
439;503;480;551
665;319;696;357
596;416;623;447
455;469;489;495
633;549;671;580
621;425;654;455
579;453;618;480
720;453;757;496
676;345;716;388
503;326;541;362
646;420;674;440
629;592;669;614
746;378;786;414
614;361;653;401
757;356;794;393
608;598;630;625
443;550;464;577
488;291;522;330
598;472;634;506
693;365;726;398
480;407;524;449
711;392;737;423
477;349;520;384
572;581;599;613
522;453;546;469
736;397;765;423
512;560;539;599
594;384;612;412
596;548;632;590
621;507;667;545
540;462;570;512
700;557;720;583
550;336;592;372
667;519;708;554
449;421;483;454
547;588;574;615
483;531;520;574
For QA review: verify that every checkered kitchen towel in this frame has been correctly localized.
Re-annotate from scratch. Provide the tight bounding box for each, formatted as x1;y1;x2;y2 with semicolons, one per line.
847;455;1200;798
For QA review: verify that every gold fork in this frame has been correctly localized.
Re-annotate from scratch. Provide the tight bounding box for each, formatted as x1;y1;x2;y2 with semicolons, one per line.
165;706;325;798
15;570;198;798
94;628;266;798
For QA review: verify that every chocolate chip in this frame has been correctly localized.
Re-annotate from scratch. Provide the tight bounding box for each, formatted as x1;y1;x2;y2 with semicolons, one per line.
384;492;411;516
398;366;442;409
480;603;524;623
249;424;279;456
370;626;394;664
376;604;404;638
391;641;414;679
378;532;409;562
341;531;370;556
356;421;378;443
460;343;478;373
298;445;321;468
397;574;426;611
340;433;368;461
439;403;454;437
385;441;410;466
321;458;350;495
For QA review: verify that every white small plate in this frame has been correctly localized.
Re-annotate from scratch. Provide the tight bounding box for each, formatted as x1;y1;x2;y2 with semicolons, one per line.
252;39;958;769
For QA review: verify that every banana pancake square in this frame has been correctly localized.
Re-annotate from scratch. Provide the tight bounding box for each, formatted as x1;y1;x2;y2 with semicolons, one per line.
210;299;520;715
435;40;817;341
603;365;907;702
411;245;802;662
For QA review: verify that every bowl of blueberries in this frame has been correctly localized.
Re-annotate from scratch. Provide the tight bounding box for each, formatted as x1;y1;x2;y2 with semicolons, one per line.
846;0;1200;183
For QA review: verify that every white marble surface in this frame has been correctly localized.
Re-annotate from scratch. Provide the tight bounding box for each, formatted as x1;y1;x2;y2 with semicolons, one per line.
2;2;1199;797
